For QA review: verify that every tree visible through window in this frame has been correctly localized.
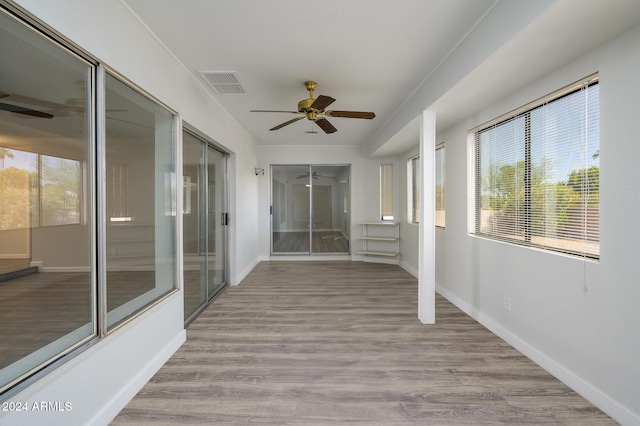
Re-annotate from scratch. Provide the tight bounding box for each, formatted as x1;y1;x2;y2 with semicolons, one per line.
473;76;599;258
0;147;81;230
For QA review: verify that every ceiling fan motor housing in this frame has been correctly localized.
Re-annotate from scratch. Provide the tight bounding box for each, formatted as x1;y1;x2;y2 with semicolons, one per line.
298;98;314;113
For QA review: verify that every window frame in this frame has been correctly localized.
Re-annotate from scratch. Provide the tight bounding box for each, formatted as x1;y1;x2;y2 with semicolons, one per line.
101;66;179;334
469;74;599;260
0;4;180;399
407;154;420;224
0;4;99;398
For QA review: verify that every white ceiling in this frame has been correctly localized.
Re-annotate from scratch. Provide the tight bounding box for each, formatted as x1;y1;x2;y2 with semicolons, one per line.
123;0;640;155
123;0;495;148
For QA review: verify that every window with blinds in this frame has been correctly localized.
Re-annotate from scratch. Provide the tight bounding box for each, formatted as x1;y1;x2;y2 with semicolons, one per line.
408;155;420;223
435;145;445;228
472;74;599;259
380;163;394;220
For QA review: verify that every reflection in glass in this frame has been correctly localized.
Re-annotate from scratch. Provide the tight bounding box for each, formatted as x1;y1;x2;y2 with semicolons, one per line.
0;10;94;393
183;131;227;323
183;132;206;320
207;146;226;297
272;165;311;253
105;72;176;330
271;165;350;255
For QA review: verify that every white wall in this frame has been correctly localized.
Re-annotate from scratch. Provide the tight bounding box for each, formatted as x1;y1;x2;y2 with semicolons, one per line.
432;25;640;425
5;1;260;424
257;145;397;260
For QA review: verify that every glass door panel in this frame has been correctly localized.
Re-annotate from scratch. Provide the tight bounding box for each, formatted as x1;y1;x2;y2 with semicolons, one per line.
271;165;311;253
207;145;226;298
182;132;206;320
183;130;227;324
271;165;350;255
310;165;350;254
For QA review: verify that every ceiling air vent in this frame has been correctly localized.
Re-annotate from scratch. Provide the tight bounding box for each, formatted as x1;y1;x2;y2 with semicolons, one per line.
199;71;248;94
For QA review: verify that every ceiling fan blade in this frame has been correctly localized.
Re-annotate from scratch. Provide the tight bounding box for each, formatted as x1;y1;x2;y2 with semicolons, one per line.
251;109;301;114
269;115;305;131
326;110;375;119
0;102;53;119
1;93;71;111
310;95;335;111
315;117;337;134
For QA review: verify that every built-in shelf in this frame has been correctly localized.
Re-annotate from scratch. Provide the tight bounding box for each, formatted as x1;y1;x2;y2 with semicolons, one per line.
357;222;399;257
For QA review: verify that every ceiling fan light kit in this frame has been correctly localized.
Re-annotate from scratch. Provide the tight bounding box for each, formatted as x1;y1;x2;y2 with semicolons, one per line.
250;81;375;134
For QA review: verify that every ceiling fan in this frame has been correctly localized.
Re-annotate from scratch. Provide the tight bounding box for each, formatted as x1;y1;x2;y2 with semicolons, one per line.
251;81;375;134
296;172;328;180
0;92;54;119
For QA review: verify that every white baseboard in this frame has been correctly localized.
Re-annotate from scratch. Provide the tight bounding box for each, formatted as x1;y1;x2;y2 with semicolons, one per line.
435;285;640;426
233;257;261;285
360;256;399;266
268;255;351;262
399;260;418;278
36;266;91;273
33;265;159;273
90;330;186;426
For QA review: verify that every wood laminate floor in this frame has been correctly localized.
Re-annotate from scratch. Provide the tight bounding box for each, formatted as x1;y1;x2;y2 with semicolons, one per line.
113;261;614;425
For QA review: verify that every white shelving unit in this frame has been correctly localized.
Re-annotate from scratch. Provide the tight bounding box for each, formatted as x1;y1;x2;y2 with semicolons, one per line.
106;223;154;259
358;222;399;257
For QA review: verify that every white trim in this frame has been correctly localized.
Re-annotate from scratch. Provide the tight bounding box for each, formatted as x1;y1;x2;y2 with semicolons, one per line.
37;266;91;273
435;285;640;426
399;260;418;278
269;255;352;262
361;256;399;266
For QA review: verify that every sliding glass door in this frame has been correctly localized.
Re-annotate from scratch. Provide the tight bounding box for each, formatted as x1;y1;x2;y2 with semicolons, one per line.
271;165;350;255
207;146;226;298
183;130;227;323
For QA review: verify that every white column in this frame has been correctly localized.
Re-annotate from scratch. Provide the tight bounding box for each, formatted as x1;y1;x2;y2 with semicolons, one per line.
418;110;435;324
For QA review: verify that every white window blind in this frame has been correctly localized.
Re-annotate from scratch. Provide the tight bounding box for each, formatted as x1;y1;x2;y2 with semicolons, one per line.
473;75;599;259
380;163;394;220
409;155;420;223
435;145;445;228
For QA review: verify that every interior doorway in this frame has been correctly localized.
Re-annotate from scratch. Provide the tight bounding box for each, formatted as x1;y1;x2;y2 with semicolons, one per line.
271;165;350;255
